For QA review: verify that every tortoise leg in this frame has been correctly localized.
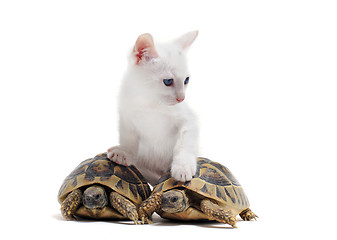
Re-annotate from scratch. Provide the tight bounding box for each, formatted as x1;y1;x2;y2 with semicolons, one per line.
200;199;237;228
239;208;258;221
61;189;82;220
110;192;139;224
138;192;162;224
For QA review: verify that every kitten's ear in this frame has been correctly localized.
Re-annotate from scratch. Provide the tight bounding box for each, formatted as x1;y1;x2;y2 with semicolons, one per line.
175;30;198;50
133;33;159;65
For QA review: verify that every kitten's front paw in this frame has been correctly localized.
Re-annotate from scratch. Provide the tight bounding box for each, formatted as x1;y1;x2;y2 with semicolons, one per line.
107;146;131;166
171;153;197;182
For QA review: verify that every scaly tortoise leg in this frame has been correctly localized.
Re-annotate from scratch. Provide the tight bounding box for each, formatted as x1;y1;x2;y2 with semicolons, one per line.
61;189;82;220
239;208;258;221
110;192;139;224
138;192;162;224
200;199;237;228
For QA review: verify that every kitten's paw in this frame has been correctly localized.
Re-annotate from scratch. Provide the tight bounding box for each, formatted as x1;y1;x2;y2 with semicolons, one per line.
171;153;197;182
107;146;131;166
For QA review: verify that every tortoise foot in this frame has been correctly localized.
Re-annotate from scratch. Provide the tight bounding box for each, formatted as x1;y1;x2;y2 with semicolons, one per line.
61;189;82;220
200;199;237;228
110;192;139;224
239;208;258;221
138;192;162;224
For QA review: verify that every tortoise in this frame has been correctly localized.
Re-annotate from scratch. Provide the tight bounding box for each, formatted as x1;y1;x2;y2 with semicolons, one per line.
138;157;257;227
58;153;151;224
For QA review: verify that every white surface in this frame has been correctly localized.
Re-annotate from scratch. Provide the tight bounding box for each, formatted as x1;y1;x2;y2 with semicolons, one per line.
1;1;336;239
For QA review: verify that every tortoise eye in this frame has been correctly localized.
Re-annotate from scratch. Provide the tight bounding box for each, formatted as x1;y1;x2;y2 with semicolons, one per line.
163;79;174;86
171;197;178;203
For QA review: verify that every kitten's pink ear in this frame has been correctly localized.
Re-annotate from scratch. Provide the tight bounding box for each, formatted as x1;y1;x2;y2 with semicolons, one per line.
133;33;159;65
175;30;198;50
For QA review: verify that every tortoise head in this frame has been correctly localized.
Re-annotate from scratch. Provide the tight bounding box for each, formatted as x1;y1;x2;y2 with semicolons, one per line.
161;189;189;213
83;185;108;209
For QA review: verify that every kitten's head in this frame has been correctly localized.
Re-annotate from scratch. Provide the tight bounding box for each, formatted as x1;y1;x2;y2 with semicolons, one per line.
128;31;198;106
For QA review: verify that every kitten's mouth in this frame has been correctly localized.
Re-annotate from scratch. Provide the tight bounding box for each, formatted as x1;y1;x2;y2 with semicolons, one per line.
168;101;180;106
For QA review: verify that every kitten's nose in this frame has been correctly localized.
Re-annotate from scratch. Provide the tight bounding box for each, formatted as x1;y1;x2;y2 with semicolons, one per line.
176;97;185;103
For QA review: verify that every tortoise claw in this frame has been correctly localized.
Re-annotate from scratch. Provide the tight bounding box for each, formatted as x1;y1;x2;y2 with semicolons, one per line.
63;214;76;221
140;216;153;224
146;219;153;224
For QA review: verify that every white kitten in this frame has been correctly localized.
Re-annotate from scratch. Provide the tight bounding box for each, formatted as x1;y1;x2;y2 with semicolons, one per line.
108;31;199;185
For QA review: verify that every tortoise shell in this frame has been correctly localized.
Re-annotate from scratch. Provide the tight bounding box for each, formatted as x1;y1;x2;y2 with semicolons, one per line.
58;153;151;206
153;158;250;217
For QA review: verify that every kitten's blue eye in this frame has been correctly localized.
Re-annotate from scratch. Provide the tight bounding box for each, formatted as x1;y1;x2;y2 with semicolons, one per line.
163;79;174;86
184;77;190;85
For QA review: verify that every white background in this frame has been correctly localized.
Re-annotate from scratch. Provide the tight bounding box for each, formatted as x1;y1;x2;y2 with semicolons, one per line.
1;0;336;239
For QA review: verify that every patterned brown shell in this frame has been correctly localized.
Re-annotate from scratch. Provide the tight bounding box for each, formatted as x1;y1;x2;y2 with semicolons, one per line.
58;153;151;205
153;158;250;210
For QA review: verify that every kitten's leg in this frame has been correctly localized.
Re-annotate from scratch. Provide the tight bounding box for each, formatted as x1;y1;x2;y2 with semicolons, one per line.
107;120;138;166
133;166;161;186
171;122;198;182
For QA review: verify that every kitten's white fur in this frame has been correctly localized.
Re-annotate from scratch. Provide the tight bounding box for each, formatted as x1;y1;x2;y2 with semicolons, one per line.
108;31;199;185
